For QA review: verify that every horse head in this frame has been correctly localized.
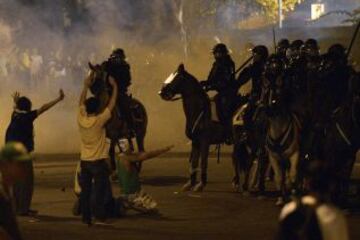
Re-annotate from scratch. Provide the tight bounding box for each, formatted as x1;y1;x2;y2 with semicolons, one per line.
159;64;187;101
263;55;288;116
88;62;107;96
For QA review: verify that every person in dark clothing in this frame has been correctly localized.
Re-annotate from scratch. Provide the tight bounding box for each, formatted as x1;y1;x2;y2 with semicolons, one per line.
0;142;34;240
202;43;236;93
5;90;65;216
276;39;290;59
321;44;353;112
201;43;236;142
103;48;134;135
237;45;269;104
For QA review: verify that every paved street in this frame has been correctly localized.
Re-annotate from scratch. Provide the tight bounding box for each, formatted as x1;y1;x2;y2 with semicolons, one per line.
18;154;360;240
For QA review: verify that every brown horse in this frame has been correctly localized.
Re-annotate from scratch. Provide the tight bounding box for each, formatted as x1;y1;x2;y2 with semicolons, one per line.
159;64;245;192
88;63;148;170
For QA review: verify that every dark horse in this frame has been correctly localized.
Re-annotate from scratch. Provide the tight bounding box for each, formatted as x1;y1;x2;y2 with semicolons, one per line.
88;63;148;169
322;73;360;206
159;64;238;192
263;75;302;206
232;101;268;194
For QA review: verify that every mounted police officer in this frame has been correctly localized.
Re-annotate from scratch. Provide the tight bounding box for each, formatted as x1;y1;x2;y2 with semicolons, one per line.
276;39;290;59
237;45;269;104
321;44;353;112
103;48;134;134
200;43;236;142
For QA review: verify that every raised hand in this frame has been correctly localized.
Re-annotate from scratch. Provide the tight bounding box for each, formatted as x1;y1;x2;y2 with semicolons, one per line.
59;89;65;101
85;70;94;87
12;92;20;103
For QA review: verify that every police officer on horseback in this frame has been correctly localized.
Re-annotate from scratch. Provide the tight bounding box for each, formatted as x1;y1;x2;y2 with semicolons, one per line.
237;45;269;104
103;48;134;135
201;43;236;142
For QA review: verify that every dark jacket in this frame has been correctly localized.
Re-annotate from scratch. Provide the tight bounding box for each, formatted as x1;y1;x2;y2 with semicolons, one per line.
104;58;131;94
206;55;235;93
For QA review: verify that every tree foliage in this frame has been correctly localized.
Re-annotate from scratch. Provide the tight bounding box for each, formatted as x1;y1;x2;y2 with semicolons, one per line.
255;0;304;18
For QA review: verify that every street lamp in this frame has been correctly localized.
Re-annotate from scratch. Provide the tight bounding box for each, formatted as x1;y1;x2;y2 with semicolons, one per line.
278;0;283;28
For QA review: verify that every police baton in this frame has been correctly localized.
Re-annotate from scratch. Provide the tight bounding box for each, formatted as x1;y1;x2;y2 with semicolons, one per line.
347;20;360;59
235;56;253;75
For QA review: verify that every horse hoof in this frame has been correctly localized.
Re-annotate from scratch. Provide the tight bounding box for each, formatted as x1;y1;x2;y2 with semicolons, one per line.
181;181;193;192
193;182;205;192
275;197;285;206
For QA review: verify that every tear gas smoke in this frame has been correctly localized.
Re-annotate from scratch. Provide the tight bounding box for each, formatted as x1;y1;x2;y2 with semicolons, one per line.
0;0;358;153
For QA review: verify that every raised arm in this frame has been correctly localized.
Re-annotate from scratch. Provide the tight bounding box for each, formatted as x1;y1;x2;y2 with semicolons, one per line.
107;76;118;111
79;72;93;106
37;89;65;116
131;145;174;163
11;92;20;109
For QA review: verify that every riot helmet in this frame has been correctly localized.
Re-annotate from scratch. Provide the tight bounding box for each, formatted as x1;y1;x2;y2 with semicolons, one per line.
264;54;285;80
252;45;269;63
276;39;290;56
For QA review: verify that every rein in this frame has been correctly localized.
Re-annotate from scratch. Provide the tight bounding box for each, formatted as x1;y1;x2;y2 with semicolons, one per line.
335;103;360;147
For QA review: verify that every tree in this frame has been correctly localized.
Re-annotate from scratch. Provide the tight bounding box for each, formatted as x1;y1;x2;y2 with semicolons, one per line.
255;0;304;19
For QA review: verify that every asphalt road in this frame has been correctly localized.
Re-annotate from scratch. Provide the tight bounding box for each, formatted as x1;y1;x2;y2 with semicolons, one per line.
16;154;360;240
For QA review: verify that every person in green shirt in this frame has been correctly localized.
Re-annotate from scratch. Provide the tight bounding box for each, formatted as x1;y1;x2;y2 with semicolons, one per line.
116;139;173;212
0;142;33;240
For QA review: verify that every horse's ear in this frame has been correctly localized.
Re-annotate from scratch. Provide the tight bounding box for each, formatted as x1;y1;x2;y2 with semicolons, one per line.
178;63;185;73
88;62;95;70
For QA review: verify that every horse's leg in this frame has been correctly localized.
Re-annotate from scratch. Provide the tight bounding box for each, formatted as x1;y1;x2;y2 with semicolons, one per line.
193;141;209;192
268;152;283;206
258;149;268;196
239;143;251;194
128;138;135;152
288;150;300;196
135;135;145;152
243;151;252;195
109;141;116;171
232;144;241;192
182;141;200;192
337;152;357;207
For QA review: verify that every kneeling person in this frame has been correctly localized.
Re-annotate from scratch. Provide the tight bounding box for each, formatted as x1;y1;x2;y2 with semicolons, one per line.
116;140;173;212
